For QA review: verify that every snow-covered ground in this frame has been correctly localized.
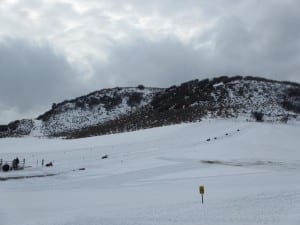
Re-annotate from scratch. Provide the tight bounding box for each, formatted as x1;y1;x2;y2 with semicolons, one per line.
0;120;300;225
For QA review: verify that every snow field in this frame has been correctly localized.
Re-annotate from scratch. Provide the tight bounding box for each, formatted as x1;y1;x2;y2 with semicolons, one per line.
0;120;300;225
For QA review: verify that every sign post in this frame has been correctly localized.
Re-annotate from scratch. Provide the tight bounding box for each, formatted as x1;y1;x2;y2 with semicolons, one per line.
199;186;205;204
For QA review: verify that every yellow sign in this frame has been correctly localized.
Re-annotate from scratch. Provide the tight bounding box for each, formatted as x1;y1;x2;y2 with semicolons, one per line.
199;186;204;195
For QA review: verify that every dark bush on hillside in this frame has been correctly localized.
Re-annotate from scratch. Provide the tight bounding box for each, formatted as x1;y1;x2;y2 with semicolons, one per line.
252;111;264;122
244;76;274;83
88;97;101;107
282;100;300;113
197;79;209;88
128;92;143;107
280;116;289;123
137;85;145;90
99;95;122;110
75;101;85;109
8;120;20;131
237;87;244;96
287;88;300;97
0;125;8;132
281;88;300;113
227;75;243;82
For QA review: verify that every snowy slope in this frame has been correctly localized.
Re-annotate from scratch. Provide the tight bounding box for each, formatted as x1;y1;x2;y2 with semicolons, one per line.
1;120;300;225
36;87;161;136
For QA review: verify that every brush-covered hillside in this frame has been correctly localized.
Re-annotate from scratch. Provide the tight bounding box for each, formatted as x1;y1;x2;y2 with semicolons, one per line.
0;76;299;138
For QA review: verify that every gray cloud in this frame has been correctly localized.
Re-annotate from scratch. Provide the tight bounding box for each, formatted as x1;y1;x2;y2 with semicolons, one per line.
91;7;300;88
0;38;81;123
92;38;202;88
0;0;300;123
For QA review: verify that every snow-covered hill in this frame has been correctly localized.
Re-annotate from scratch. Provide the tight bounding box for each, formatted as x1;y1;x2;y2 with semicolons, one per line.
36;87;161;136
1;120;299;225
1;76;299;138
0;87;162;137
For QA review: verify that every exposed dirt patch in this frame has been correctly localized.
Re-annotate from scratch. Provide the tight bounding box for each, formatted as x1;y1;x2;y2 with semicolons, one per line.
201;160;283;167
0;173;58;181
0;168;86;181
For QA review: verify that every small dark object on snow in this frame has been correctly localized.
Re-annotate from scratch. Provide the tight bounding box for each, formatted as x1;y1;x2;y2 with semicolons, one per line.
45;162;53;167
237;129;240;132
214;137;217;140
225;133;228;136
2;164;10;172
12;157;19;170
206;138;210;142
201;160;222;164
101;154;108;159
78;168;86;171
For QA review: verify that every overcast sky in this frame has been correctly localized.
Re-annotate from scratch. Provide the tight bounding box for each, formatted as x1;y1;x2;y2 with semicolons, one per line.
0;0;300;123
